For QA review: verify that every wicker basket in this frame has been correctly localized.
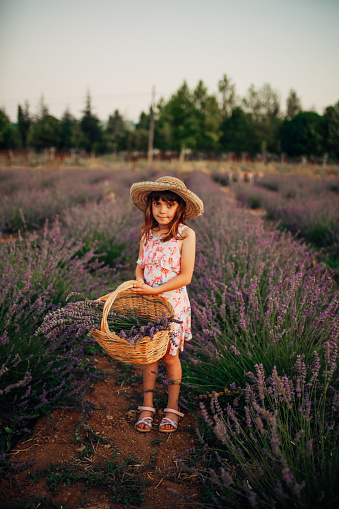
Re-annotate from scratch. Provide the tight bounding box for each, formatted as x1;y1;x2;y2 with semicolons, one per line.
91;281;174;364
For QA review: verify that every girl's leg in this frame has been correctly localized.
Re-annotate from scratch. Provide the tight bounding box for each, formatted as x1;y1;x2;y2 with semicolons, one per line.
136;360;159;431
161;350;182;431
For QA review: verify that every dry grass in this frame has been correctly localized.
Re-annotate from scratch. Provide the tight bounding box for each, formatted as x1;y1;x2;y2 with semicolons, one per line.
3;150;339;178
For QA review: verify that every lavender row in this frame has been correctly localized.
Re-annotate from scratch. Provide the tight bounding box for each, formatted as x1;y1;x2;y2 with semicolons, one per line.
182;171;338;507
0;218;115;443
186;170;337;386
233;172;339;248
0;168;151;234
0;169;172;449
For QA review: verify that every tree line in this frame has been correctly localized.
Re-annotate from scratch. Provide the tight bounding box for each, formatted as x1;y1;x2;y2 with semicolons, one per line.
1;75;338;160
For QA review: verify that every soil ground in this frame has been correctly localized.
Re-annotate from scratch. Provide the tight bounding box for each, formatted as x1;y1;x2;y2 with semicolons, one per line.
0;356;202;509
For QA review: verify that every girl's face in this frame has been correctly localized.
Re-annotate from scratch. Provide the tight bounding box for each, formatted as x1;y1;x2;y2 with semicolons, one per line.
152;197;179;226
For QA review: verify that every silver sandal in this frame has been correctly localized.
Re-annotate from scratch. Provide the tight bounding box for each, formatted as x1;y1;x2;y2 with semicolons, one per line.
159;408;184;433
135;406;155;433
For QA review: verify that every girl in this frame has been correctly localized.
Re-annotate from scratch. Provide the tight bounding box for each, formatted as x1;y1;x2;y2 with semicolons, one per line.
130;176;204;433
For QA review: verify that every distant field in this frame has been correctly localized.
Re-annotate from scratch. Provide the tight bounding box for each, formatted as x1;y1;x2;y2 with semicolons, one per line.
1;149;339;178
1;162;338;264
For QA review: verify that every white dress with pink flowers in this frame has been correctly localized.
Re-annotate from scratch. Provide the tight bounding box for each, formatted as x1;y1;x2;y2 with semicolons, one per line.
137;224;192;355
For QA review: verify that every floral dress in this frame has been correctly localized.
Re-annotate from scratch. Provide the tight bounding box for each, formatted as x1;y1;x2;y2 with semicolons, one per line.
137;224;192;355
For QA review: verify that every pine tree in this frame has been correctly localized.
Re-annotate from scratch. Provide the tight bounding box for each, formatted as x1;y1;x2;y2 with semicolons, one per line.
286;89;302;120
79;91;104;154
17;101;31;147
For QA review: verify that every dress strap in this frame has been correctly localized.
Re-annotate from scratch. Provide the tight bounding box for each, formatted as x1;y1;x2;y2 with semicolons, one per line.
177;223;186;237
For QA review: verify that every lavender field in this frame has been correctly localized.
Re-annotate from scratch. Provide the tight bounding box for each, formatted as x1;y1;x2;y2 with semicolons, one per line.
1;168;338;508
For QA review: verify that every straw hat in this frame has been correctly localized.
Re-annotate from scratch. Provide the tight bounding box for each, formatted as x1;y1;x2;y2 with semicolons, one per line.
130;176;204;220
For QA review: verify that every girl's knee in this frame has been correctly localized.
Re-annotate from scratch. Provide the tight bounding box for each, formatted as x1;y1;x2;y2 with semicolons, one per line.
162;352;180;367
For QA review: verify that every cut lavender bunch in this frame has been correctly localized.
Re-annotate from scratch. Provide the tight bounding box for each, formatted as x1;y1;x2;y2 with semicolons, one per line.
36;293;181;349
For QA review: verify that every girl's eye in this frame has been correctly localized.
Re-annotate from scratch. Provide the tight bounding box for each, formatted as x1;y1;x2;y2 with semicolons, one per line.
152;201;175;207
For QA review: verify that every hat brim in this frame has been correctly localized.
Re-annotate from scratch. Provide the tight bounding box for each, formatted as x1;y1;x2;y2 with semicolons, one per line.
130;180;204;220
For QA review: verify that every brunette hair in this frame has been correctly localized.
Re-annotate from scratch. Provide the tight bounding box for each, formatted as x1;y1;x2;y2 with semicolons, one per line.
140;191;187;243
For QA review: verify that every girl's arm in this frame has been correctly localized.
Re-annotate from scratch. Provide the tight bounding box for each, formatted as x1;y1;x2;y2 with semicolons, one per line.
132;228;196;295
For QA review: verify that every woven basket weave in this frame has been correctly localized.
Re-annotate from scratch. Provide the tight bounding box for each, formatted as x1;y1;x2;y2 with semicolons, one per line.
91;281;173;364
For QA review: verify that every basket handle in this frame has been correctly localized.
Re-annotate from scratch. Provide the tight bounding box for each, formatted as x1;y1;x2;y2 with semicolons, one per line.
99;280;137;334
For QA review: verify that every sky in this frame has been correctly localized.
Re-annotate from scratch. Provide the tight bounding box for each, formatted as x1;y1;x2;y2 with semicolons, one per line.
0;0;338;123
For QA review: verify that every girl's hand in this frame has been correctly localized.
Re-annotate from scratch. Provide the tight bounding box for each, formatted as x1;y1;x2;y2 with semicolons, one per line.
131;281;156;295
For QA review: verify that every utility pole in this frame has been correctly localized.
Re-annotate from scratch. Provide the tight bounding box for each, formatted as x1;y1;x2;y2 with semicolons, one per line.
148;86;155;167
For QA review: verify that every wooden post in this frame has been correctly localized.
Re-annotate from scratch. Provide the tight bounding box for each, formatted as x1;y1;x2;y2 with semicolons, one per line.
148;86;155;167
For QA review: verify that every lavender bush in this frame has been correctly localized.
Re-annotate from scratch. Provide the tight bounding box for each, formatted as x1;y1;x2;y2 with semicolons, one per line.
60;197;140;270
197;343;338;508
0;219;112;450
178;172;339;506
183;172;338;391
187;268;337;392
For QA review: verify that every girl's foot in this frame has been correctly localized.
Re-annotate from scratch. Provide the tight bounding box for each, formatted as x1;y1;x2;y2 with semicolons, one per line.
135;406;155;432
160;411;178;431
159;408;184;433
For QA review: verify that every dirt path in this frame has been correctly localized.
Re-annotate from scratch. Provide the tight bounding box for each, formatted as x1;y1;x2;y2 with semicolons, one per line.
1;356;201;509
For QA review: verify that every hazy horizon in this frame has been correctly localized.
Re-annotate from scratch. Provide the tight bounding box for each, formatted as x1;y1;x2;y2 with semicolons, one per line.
1;0;338;123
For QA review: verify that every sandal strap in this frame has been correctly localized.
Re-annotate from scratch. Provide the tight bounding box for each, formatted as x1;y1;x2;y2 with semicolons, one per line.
138;406;155;413
164;408;184;418
135;417;153;427
159;417;178;430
